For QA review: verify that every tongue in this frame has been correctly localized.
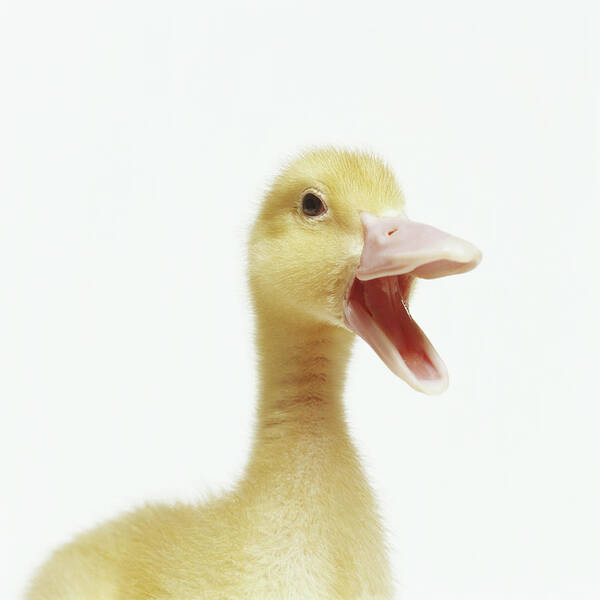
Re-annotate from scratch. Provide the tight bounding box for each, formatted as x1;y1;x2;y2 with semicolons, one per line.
345;276;449;394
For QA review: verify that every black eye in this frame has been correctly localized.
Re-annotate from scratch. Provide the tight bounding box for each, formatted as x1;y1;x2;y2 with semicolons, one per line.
301;192;326;217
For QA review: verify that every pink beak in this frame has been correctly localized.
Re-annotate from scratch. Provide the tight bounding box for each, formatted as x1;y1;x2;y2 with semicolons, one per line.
344;212;482;394
357;212;482;282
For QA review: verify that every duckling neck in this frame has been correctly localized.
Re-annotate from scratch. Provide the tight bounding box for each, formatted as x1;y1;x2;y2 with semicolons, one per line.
243;312;363;491
255;315;352;437
239;312;391;593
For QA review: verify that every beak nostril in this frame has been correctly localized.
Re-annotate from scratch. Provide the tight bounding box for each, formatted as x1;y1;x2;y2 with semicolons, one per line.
387;229;398;236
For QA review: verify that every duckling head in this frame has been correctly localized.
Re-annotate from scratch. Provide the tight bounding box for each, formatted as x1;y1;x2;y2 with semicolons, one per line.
249;148;481;394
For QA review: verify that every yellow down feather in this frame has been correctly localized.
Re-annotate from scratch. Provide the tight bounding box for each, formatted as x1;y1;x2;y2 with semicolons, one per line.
27;148;405;599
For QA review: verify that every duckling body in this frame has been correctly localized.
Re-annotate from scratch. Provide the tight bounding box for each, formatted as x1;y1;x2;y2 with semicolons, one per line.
27;149;480;599
28;325;390;599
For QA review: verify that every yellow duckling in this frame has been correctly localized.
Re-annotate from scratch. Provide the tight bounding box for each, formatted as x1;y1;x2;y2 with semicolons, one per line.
27;148;481;599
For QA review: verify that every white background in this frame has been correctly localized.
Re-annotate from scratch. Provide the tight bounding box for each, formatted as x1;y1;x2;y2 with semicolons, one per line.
1;1;599;598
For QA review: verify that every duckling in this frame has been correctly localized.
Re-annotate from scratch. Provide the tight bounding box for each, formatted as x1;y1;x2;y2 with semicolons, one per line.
26;148;481;600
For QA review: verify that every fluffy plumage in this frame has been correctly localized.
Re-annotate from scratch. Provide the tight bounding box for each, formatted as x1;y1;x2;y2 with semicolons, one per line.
27;149;418;599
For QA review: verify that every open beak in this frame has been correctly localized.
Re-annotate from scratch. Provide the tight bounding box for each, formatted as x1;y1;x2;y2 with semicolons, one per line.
344;212;482;394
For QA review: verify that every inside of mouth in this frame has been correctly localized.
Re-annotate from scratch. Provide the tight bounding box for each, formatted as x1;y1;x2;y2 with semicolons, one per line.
346;274;445;389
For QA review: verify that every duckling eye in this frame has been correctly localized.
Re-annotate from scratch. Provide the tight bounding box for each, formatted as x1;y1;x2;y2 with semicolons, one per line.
301;193;327;217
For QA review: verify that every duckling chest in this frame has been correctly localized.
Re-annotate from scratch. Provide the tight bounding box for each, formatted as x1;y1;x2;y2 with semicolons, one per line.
239;464;392;597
